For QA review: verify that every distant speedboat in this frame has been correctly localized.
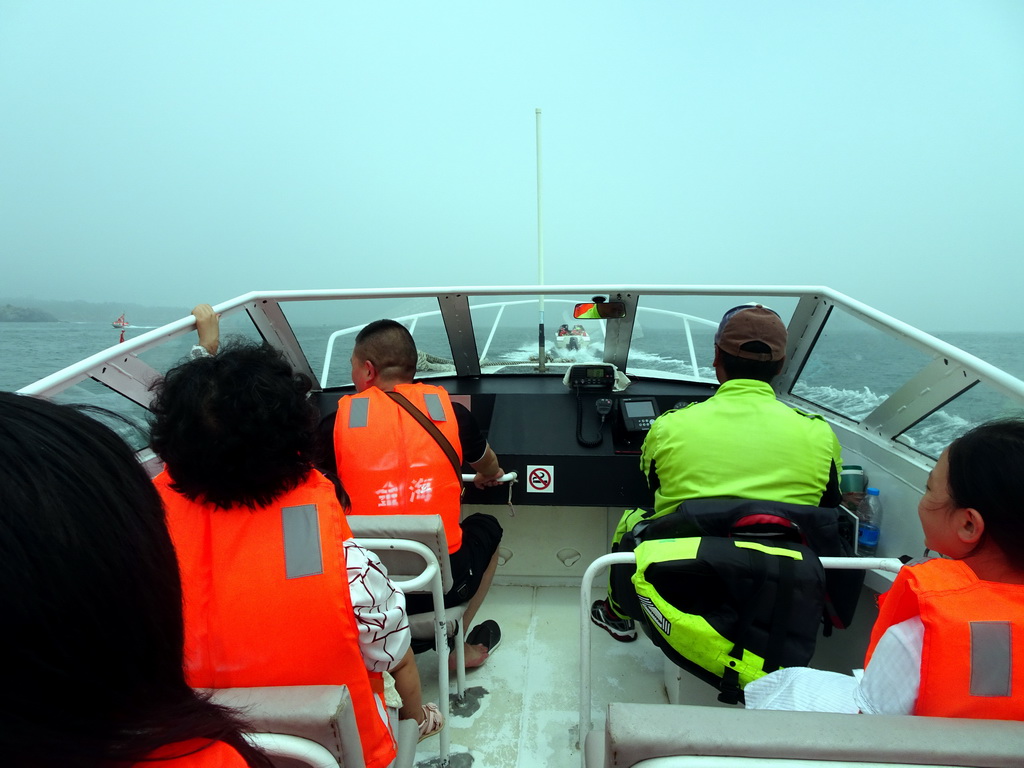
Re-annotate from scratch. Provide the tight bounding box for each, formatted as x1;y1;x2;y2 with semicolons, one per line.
555;323;590;352
112;313;130;329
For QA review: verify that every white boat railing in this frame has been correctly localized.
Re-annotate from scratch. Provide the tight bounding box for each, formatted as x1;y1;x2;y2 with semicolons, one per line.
18;285;1024;465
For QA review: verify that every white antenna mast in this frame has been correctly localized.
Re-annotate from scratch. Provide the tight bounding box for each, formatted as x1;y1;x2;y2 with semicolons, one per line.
536;107;546;372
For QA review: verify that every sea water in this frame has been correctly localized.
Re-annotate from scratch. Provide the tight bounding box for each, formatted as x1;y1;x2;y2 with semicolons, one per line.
1;321;144;392
4;320;1023;392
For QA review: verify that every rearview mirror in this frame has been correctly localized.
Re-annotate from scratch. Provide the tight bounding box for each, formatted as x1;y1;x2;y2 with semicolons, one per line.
573;300;627;320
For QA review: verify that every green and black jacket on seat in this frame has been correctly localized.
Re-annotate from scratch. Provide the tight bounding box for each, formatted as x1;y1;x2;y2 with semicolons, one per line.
632;535;826;704
610;497;862;631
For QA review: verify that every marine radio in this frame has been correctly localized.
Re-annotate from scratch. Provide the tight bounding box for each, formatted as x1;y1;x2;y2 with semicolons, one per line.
566;364;616;391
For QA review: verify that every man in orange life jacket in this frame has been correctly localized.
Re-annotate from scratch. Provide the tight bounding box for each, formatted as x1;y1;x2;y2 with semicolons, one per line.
150;306;444;765
332;319;505;669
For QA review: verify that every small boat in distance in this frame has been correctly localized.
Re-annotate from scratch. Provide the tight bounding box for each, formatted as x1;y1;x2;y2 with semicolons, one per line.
555;322;590;352
112;313;130;329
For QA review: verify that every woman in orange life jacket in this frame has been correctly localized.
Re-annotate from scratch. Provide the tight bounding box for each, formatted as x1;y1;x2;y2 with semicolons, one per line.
151;305;442;753
0;391;269;768
746;417;1024;719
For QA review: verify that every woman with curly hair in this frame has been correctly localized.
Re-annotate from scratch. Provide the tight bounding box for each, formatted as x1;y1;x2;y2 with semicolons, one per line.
149;307;441;768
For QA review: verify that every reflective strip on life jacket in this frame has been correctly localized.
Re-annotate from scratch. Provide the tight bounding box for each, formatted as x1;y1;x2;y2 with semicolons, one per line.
971;621;1012;697
423;392;447;421
349;397;370;428
282;504;325;578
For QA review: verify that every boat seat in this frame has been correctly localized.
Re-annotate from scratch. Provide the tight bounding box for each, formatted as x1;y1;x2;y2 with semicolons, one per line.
207;684;415;768
349;513;469;679
579;551;905;758
349;513;465;765
585;702;1024;767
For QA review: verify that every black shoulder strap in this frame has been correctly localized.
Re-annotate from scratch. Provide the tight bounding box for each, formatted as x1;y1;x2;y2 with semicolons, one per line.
386;390;463;485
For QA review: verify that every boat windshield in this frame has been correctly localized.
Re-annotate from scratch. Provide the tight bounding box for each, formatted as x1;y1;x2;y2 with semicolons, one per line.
18;286;1024;462
286;293;798;388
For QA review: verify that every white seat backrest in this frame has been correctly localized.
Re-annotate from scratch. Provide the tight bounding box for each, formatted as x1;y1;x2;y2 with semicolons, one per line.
599;702;1024;768
347;514;453;593
349;514;457;765
207;685;362;768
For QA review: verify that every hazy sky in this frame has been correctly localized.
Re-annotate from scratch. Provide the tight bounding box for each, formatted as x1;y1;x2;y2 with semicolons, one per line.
2;1;1022;331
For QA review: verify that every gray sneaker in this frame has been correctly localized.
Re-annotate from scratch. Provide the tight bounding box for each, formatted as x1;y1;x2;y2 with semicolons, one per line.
590;599;638;642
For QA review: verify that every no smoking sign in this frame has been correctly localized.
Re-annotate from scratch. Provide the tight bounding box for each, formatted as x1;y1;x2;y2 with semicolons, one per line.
526;464;554;493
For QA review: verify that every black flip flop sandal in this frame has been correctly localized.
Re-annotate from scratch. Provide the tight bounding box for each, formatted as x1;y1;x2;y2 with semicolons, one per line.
465;619;501;654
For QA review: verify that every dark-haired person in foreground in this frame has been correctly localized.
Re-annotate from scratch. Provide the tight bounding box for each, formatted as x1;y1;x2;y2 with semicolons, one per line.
332;319;505;669
0;391;269;768
591;304;844;641
747;418;1024;718
150;307;442;768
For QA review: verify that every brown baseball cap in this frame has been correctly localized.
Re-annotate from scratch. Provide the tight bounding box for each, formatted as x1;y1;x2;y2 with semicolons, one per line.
714;304;787;362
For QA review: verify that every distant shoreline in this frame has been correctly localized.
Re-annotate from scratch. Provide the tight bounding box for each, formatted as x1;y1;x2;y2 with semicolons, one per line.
0;304;58;322
0;297;187;325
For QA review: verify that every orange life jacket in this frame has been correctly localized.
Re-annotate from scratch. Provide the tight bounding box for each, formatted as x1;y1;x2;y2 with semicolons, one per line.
137;739;249;767
156;469;396;768
865;558;1024;720
334;383;464;553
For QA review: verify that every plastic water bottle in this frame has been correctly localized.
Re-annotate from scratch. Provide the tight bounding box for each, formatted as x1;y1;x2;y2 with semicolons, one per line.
857;487;883;556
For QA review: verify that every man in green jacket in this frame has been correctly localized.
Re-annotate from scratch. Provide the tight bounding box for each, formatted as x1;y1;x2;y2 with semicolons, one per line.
591;303;844;641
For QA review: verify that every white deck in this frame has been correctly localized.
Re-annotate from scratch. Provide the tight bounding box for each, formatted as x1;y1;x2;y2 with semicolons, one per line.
410;579;880;768
411;584;665;768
